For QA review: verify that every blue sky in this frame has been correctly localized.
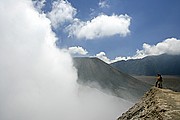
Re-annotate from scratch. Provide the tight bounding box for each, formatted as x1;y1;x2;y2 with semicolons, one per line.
35;0;180;63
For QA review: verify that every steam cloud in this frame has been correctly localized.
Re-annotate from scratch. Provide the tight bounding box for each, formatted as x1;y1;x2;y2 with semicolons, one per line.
0;0;132;120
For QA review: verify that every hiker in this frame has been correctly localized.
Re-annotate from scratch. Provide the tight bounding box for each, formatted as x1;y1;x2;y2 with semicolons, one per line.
155;74;162;88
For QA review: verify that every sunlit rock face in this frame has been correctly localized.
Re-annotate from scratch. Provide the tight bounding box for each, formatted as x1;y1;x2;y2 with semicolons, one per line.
118;87;180;120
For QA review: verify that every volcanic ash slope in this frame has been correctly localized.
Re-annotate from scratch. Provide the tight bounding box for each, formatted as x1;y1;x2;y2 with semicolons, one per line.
73;57;151;102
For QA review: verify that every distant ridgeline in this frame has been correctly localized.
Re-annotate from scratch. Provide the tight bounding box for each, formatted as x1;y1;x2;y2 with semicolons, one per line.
111;54;180;76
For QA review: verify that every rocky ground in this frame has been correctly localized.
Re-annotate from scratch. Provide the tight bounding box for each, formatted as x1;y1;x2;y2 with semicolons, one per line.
117;87;180;120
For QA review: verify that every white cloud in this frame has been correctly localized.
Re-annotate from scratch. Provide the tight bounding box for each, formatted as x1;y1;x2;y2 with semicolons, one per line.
0;1;131;120
67;46;88;55
99;0;109;8
0;0;78;119
33;0;46;13
67;14;131;40
133;38;180;59
47;0;77;28
110;56;128;63
95;52;111;63
95;52;132;63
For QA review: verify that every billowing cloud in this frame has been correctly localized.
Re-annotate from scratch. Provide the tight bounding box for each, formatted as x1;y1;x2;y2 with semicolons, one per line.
0;1;131;120
67;46;88;55
95;52;130;63
95;52;111;63
133;38;180;59
0;0;77;119
47;0;77;28
67;14;131;40
99;0;109;8
110;56;129;63
46;0;130;40
33;0;46;12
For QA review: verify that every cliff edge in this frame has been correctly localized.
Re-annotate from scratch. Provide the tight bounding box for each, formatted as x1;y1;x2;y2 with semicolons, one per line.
117;87;180;120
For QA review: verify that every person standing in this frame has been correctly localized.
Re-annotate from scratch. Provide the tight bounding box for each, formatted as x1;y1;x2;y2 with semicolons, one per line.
155;74;162;88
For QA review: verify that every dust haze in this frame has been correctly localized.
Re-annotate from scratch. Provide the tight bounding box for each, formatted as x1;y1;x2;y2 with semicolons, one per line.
0;0;132;120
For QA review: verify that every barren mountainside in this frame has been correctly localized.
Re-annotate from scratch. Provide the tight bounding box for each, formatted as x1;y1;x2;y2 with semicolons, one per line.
73;57;151;102
117;87;180;120
111;54;180;76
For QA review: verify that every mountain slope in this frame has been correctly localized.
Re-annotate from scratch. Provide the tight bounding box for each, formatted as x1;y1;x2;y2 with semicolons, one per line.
73;57;151;102
117;87;180;120
111;54;180;76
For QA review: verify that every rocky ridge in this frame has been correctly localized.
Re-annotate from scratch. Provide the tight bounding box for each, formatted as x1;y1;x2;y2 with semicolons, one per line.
117;87;180;120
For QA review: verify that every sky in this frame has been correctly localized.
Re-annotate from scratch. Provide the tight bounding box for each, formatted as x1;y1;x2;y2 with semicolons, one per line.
33;0;180;63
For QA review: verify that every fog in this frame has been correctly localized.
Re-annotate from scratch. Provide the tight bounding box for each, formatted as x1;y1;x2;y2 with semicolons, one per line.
0;0;132;120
